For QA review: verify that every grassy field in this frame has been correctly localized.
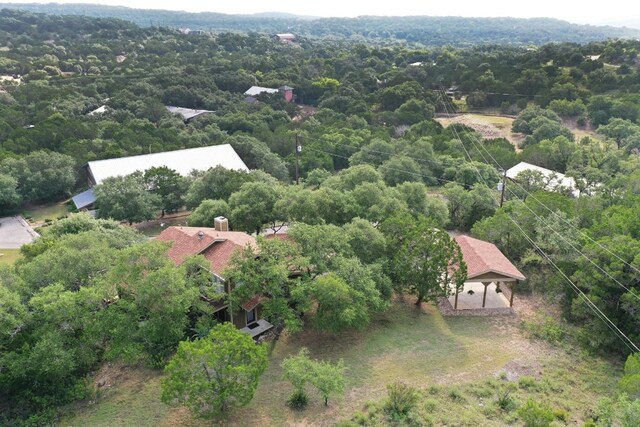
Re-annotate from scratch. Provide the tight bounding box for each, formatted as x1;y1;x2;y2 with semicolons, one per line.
0;248;21;266
436;113;600;153
59;297;622;427
23;202;70;223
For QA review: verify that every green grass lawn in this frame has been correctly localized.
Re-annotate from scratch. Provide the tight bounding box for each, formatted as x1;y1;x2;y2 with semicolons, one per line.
0;249;21;266
58;297;622;427
23;203;70;223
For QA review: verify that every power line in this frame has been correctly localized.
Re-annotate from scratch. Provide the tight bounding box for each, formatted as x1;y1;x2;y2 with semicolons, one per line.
437;87;640;276
507;213;640;353
437;87;640;300
303;145;459;186
429;88;544;98
437;87;640;353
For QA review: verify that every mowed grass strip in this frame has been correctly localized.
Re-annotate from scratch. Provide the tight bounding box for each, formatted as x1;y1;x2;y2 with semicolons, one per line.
23;203;70;222
0;248;21;266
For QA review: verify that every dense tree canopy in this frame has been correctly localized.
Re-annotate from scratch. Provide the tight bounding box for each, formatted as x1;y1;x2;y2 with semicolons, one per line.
3;8;640;425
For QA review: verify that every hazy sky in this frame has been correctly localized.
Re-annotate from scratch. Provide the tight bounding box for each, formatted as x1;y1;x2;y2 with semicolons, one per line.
1;0;636;27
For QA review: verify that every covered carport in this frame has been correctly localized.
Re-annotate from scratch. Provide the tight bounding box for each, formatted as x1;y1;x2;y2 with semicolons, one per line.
449;235;525;311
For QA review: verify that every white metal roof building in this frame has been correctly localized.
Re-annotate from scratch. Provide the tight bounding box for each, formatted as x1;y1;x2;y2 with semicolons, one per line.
86;144;249;186
243;86;279;97
506;162;578;197
166;106;214;121
87;105;109;116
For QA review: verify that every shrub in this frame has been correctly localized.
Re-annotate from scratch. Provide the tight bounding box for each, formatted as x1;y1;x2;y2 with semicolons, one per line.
384;382;419;417
496;391;516;412
287;389;309;410
423;398;438;413
553;408;569;422
517;399;554;427
519;376;538;390
619;353;640;398
522;315;565;343
427;385;440;395
449;387;466;402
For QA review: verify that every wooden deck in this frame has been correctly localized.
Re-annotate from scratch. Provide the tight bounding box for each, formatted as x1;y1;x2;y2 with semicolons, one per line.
240;319;274;338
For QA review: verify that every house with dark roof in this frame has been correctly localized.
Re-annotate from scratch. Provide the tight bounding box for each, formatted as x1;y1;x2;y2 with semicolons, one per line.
447;235;525;312
156;218;273;338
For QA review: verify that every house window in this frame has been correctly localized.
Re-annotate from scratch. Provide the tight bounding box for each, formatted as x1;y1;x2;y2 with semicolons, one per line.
246;308;257;324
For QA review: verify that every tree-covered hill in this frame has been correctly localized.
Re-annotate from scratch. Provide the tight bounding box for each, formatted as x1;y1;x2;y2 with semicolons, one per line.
2;7;640;426
1;3;640;46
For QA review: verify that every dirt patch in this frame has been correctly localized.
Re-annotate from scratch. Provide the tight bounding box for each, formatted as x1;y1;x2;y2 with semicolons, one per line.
562;117;599;141
293;105;318;122
498;360;544;381
511;292;563;320
435;113;525;151
437;297;515;317
92;363;139;391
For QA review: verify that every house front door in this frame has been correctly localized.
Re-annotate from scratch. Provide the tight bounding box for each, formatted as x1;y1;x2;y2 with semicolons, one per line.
246;307;257;324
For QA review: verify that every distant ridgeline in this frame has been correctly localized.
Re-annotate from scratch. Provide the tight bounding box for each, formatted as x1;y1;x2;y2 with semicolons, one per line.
1;3;639;46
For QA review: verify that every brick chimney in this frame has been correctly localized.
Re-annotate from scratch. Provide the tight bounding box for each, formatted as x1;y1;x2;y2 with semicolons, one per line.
214;216;229;232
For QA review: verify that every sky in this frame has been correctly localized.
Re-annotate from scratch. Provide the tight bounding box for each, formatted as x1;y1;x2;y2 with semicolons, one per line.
1;0;637;27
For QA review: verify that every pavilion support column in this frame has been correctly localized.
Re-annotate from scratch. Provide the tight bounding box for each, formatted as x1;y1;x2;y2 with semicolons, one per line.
509;281;517;307
482;282;491;308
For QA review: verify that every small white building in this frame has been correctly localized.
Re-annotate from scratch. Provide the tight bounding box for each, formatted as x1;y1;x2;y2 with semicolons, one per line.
87;105;109;116
166;106;214;122
506;162;579;197
243;86;280;97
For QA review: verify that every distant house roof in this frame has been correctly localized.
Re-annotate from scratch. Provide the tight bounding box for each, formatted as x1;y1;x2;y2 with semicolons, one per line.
166;106;214;121
87;144;248;185
263;225;291;241
244;96;258;104
275;33;295;39
278;85;294;91
244;86;279;96
455;235;525;281
156;226;257;276
506;162;578;196
87;105;109;116
72;188;97;210
409;61;424;66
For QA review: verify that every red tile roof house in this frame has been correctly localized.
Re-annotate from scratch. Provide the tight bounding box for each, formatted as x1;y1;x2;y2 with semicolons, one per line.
156;218;273;338
447;235;526;313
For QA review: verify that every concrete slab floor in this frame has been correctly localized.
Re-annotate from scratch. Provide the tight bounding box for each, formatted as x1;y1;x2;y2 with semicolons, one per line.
448;281;510;310
0;216;39;249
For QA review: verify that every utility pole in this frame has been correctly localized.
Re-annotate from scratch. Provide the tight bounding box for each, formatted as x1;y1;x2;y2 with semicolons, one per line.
295;133;301;185
499;168;507;208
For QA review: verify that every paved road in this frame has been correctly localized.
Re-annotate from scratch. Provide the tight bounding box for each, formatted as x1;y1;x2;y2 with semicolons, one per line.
0;216;39;249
